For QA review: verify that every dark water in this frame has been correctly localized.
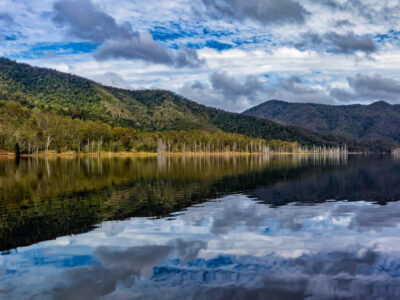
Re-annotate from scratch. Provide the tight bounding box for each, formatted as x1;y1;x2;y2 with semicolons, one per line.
1;155;400;299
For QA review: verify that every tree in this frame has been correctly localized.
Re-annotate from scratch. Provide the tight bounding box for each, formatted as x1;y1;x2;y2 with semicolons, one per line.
15;143;20;156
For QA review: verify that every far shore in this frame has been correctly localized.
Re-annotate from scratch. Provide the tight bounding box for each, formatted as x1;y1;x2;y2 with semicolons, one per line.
0;151;270;159
0;150;370;159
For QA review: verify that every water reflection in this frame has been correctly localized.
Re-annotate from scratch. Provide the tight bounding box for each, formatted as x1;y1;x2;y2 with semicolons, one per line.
1;155;400;299
1;196;400;299
250;156;400;205
0;154;350;252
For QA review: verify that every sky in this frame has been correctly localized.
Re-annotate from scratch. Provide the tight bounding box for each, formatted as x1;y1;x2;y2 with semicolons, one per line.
1;0;400;112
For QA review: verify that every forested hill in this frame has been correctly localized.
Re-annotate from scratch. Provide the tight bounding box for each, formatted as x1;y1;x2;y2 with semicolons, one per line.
244;100;400;143
0;57;397;152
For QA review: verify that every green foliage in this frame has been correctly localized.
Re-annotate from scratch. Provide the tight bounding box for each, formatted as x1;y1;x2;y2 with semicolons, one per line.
0;57;397;152
0;100;298;153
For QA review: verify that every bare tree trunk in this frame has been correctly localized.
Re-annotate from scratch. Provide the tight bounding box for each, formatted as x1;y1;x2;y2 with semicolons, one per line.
98;137;102;156
45;136;52;156
157;139;166;156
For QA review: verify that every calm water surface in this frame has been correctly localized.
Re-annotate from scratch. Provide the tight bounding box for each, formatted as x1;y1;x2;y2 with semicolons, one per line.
1;155;400;299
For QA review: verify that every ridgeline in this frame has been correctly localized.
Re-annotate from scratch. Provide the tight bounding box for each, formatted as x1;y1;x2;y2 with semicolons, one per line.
0;58;397;154
244;100;400;143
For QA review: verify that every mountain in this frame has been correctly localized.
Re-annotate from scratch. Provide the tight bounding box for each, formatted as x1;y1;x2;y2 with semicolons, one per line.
0;58;397;152
244;100;400;143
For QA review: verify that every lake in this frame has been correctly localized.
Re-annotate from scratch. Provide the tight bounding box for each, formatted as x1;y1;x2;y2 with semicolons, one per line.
1;154;400;299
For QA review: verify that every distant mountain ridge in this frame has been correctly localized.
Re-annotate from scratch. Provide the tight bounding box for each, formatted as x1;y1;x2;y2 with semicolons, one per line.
0;57;397;152
244;100;400;143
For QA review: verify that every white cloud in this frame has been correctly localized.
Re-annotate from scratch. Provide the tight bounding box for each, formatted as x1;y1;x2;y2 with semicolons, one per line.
91;71;130;89
1;0;400;110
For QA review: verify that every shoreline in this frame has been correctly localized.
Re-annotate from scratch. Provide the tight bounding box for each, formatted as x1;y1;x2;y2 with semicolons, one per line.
0;150;367;159
1;151;266;158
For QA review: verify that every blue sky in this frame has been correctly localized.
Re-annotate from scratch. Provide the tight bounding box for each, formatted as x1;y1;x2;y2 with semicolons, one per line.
2;0;400;111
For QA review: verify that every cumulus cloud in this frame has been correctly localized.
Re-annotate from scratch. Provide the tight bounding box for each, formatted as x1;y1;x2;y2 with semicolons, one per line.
0;13;14;25
91;72;130;89
3;0;400;110
0;13;14;41
197;0;309;25
179;81;236;111
210;71;265;99
333;20;354;28
52;0;204;68
275;76;333;103
295;31;376;55
94;32;173;64
330;73;400;103
179;72;334;112
174;46;206;68
179;71;269;112
326;32;376;54
52;0;132;43
348;74;400;98
314;0;400;24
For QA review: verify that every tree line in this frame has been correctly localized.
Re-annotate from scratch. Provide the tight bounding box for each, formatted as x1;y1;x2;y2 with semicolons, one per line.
0;100;352;155
0;100;304;154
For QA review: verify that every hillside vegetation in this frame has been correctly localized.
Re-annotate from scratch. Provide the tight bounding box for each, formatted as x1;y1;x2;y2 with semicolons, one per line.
0;58;397;153
244;100;400;143
1;100;300;154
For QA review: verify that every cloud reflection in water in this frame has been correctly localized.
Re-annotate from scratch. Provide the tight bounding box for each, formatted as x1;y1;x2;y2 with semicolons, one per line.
1;195;400;299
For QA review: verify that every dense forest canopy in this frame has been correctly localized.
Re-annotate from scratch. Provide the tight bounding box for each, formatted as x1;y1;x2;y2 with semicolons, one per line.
0;58;398;154
0;100;300;154
244;100;400;143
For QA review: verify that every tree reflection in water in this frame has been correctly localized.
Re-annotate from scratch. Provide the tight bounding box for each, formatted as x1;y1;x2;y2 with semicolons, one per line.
1;155;400;299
